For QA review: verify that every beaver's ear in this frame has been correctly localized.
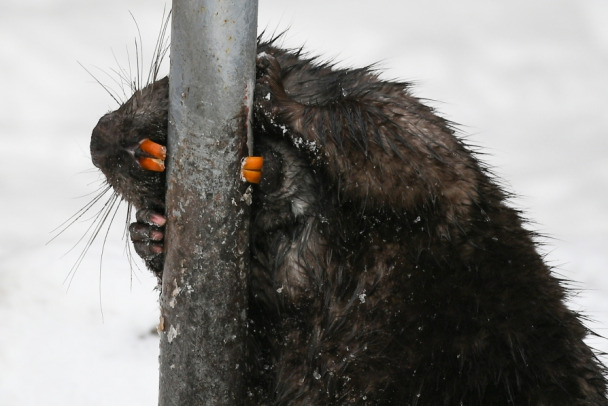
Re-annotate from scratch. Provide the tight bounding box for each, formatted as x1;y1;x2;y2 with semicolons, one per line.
136;139;166;172
242;156;264;184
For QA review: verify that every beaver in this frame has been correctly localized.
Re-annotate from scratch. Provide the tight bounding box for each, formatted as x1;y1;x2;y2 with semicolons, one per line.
90;39;608;405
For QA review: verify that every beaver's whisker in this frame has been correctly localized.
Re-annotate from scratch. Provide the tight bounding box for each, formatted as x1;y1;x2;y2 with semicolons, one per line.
147;8;171;85
64;191;122;288
48;183;113;245
78;62;123;106
122;202;144;289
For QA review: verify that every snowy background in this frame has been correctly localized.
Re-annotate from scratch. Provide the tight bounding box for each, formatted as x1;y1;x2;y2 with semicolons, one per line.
1;0;607;404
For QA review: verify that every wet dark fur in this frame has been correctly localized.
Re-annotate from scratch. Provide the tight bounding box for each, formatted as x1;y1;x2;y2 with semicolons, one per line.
91;40;608;405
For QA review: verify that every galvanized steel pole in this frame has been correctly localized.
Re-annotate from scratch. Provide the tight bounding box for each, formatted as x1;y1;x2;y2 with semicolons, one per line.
159;1;258;405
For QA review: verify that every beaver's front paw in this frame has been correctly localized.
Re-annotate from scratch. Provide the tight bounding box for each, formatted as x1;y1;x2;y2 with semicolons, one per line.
129;209;166;278
255;52;287;117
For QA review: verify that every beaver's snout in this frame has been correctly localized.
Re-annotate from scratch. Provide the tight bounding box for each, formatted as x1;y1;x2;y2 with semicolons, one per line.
90;113;116;170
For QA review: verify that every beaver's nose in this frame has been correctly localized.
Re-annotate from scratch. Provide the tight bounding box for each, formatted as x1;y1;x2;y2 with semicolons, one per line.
90;113;115;169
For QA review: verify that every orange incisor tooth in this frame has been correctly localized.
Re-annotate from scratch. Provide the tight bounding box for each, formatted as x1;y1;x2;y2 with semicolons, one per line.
139;157;165;172
243;156;264;170
243;169;262;184
139;139;167;160
242;156;263;183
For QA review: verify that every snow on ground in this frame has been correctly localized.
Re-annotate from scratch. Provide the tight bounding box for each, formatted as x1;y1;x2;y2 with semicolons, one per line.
1;0;606;404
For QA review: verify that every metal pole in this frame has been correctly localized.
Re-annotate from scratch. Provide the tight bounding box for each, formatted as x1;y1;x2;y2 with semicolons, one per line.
159;1;258;405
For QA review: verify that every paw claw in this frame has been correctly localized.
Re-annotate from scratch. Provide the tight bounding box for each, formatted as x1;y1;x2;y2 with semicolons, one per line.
136;209;166;226
242;156;264;184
